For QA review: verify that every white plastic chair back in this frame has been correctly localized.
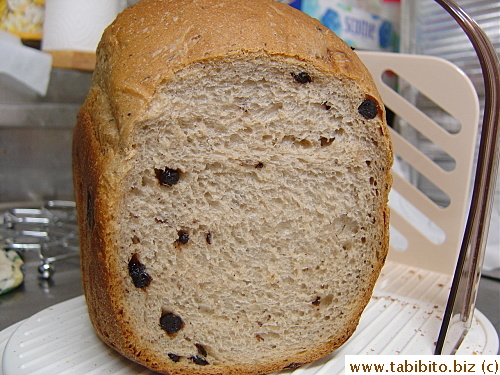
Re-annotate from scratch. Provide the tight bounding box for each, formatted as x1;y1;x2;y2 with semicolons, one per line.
358;52;479;275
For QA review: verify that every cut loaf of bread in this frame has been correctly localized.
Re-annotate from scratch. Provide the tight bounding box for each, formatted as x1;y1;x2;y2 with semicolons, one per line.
72;0;393;374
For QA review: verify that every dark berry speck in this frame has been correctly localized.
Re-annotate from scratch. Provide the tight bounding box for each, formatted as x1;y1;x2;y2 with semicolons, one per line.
285;363;304;370
160;313;184;335
292;72;312;84
358;99;378;119
190;356;209;366
155;167;180;186
177;231;189;244
195;343;207;357
168;353;181;362
128;254;152;288
86;191;94;228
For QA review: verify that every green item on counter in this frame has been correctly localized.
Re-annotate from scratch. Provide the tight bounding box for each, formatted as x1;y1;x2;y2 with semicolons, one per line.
0;249;24;295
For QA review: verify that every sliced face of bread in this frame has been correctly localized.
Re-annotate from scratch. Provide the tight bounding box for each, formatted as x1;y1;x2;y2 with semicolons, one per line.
73;1;393;374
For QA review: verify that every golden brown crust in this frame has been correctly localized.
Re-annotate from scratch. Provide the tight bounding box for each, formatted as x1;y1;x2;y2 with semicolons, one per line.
74;0;392;374
87;0;382;148
73;94;127;353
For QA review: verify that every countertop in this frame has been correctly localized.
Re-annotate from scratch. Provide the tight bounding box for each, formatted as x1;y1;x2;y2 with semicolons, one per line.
0;255;82;331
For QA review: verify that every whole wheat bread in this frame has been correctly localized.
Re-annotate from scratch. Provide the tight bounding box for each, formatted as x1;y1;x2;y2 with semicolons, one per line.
72;0;393;374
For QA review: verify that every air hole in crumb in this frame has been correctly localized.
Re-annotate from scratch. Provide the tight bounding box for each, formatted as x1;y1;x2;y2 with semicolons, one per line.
342;242;352;251
230;134;243;143
320;137;335;147
262;134;273;142
298;139;313;148
322;294;334;307
281;135;313;148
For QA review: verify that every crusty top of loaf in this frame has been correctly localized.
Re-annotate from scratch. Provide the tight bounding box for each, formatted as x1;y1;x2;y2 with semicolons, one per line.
89;0;381;144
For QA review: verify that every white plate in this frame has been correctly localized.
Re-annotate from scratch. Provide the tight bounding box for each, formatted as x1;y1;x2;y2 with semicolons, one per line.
2;263;498;375
0;320;24;375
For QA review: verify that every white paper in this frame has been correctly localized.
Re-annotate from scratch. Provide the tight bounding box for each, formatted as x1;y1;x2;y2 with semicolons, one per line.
0;30;52;96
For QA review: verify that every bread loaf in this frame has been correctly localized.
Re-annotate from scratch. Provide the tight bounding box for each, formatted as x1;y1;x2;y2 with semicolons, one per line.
72;0;393;374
